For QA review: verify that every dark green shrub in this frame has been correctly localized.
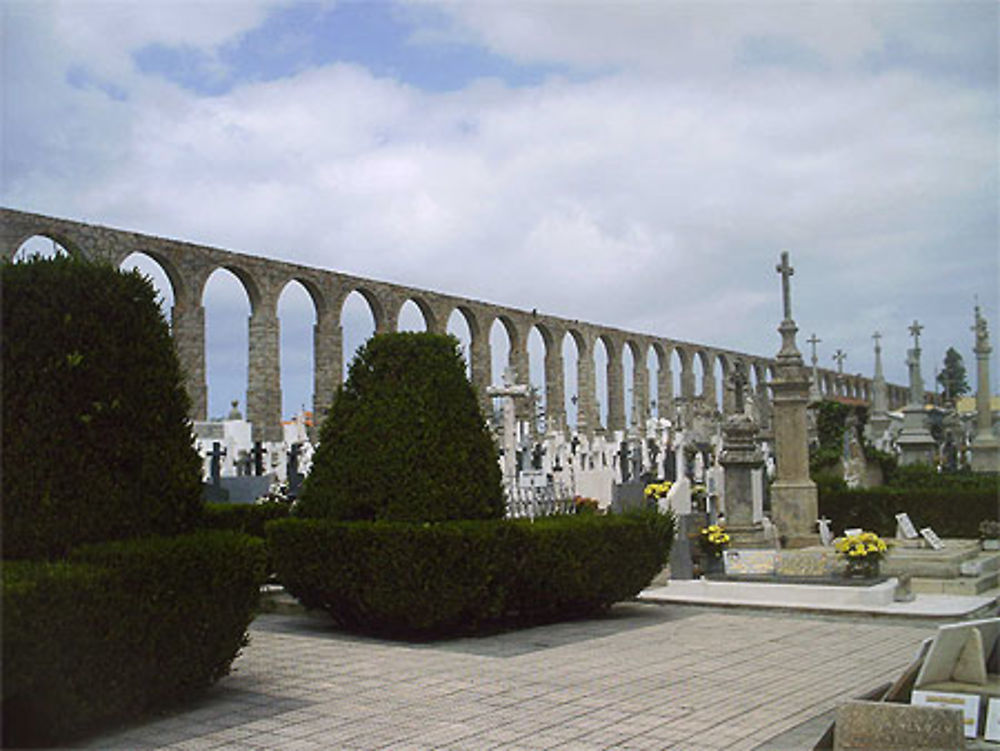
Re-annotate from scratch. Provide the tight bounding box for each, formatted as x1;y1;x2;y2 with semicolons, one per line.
819;487;997;538
298;332;503;522
267;510;673;639
1;256;202;559
2;531;266;747
202;501;291;538
506;510;673;621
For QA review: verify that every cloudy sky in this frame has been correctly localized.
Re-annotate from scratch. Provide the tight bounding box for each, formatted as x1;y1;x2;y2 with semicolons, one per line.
4;0;997;421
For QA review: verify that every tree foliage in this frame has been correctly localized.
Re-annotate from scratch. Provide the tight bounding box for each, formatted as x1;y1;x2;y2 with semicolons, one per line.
298;332;504;521
936;346;969;400
1;255;203;559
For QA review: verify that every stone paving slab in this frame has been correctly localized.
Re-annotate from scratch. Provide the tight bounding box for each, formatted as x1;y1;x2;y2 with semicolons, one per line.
70;604;943;751
642;582;1000;619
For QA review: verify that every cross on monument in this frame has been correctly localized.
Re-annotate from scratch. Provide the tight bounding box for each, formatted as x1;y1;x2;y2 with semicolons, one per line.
807;333;821;365
487;367;531;485
776;251;794;321
908;319;923;350
832;349;847;374
872;331;882;352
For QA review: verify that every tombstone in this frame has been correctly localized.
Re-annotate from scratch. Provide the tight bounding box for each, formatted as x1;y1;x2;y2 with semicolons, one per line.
920;527;945;551
286;442;304;498
895;512;919;540
817;517;834;547
209;441;226;486
663;447;677;481
668;514;696;580
617;440;631;482
202;440;230;503
251;441;267;476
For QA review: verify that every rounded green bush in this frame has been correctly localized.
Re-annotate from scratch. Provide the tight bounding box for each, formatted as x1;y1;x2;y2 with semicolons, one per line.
1;255;203;559
298;332;504;521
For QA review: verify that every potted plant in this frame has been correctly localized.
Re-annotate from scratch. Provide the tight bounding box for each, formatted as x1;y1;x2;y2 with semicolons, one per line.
699;524;730;575
643;481;672;510
834;531;890;578
979;520;1000;551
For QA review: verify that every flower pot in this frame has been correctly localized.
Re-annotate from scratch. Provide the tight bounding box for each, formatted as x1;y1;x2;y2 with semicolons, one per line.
845;557;880;579
982;539;1000;551
702;554;724;576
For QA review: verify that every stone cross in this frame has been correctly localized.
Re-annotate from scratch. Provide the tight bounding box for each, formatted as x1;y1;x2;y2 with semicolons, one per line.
209;441;227;486
909;319;923;350
807;333;821;366
832;349;847;374
776;251;795;321
487;367;531;484
251;441;267;476
872;331;882;350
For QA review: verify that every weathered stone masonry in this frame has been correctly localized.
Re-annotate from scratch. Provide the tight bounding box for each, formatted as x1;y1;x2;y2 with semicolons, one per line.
1;208;908;441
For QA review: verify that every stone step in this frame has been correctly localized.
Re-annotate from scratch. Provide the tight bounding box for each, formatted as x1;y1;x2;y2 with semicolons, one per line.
959;551;1000;577
910;570;1000;596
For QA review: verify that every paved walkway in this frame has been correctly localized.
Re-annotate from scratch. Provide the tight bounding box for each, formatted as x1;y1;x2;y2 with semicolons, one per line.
73;603;950;751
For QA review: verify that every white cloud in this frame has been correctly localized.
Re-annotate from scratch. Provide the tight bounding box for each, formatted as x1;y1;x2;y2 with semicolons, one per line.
3;1;997;415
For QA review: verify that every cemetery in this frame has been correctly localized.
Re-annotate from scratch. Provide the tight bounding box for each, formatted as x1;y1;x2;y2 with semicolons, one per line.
2;216;998;749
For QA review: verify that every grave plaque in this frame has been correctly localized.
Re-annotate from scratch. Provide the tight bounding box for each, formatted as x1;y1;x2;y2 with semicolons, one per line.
895;512;919;539
911;690;980;738
724;549;777;576
986;698;1000;742
920;527;945;550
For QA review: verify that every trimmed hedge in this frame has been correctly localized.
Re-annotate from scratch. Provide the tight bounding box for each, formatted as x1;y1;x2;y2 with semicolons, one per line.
2;256;202;559
299;332;504;522
2;531;267;748
819;487;998;538
202;501;291;539
267;510;673;639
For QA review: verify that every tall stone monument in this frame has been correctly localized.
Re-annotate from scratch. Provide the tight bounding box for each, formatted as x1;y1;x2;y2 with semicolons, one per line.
720;362;768;547
896;320;937;466
807;333;822;403
971;305;1000;472
768;252;818;546
866;331;892;446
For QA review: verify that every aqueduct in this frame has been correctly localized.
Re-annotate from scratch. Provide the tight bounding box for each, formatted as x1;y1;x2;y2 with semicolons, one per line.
0;207;911;441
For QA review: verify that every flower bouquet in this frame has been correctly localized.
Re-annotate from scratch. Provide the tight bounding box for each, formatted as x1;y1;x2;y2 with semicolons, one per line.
643;481;672;509
699;524;730;559
834;531;890;578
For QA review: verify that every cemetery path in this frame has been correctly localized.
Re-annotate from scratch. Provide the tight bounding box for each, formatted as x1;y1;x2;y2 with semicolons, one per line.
74;604;937;751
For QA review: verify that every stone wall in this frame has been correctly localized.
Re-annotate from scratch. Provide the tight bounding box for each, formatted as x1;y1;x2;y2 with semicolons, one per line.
1;207;903;440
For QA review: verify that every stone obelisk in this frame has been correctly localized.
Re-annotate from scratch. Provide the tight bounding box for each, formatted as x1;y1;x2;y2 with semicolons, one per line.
971;306;1000;472
768;252;818;546
896;320;937;467
866;331;892;447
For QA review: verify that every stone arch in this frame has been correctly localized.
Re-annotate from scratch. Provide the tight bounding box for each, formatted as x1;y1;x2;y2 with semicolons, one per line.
120;251;177;323
395;295;437;332
716;352;732;414
202;267;253;422
695;349;712;402
562;329;582;431
277;278;318;420
649;341;669;421
338;287;379;380
7;231;81;262
625;338;647;428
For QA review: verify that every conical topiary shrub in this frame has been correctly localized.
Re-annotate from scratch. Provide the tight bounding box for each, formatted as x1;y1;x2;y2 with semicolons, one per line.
1;255;203;559
298;332;504;521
